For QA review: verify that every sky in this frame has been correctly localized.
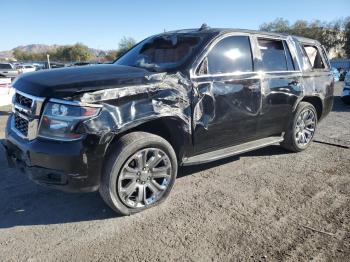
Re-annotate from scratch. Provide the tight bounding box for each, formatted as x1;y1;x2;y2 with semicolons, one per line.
1;0;349;51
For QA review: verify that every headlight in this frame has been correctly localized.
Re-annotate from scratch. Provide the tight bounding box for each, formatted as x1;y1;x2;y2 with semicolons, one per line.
38;101;100;141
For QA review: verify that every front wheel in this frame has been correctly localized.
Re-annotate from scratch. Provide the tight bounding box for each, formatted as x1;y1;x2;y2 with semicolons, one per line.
281;102;318;152
99;132;177;215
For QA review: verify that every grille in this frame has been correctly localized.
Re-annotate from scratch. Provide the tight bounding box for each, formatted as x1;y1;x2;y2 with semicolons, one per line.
15;93;33;108
12;91;44;140
14;114;29;136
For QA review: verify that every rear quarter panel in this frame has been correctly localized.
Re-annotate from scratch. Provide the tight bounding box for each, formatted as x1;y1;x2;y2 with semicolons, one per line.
293;39;334;120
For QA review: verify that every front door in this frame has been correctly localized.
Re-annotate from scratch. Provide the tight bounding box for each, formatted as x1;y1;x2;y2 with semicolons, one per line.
191;35;262;154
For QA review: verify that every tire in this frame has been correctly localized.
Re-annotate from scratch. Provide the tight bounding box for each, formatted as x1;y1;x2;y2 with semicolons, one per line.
99;132;177;215
281;102;318;152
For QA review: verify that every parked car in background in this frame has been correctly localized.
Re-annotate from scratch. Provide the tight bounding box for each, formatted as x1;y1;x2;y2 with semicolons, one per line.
0;78;14;106
331;67;340;82
32;63;45;71
342;73;350;104
16;64;36;74
0;77;11;90
0;63;19;80
43;62;67;69
3;27;334;215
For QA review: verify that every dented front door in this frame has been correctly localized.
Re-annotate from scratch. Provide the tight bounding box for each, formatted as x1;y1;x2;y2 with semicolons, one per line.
190;34;262;154
192;73;262;154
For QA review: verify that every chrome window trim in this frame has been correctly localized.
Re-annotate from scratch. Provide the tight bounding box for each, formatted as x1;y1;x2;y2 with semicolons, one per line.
190;32;253;79
191;70;302;80
192;71;256;79
316;44;330;71
321;45;331;69
255;36;302;73
300;42;329;72
282;39;296;71
286;36;302;71
190;32;302;80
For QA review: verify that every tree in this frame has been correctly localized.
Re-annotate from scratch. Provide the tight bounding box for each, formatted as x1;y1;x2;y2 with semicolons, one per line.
69;43;93;62
13;48;46;61
345;21;350;58
102;37;137;61
104;50;120;62
259;17;349;54
13;43;95;62
260;18;290;32
51;43;93;62
13;49;26;60
12;38;138;63
118;36;136;55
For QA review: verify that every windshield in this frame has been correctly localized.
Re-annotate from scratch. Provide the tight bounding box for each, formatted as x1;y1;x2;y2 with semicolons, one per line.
115;34;202;71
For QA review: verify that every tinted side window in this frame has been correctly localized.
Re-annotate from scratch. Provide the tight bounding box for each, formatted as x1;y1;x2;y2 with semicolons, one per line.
206;36;253;74
258;38;288;71
303;45;325;69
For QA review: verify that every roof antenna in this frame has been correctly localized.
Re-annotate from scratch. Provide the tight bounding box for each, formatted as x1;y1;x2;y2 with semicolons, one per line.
199;23;209;31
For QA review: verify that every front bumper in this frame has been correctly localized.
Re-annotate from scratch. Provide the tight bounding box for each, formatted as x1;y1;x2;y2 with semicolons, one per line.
3;114;106;192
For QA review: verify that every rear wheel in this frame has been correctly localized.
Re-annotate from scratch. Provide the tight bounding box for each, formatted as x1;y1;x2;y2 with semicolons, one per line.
281;102;317;152
99;132;177;215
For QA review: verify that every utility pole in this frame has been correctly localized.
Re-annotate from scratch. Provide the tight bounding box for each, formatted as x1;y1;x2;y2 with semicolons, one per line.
47;54;51;69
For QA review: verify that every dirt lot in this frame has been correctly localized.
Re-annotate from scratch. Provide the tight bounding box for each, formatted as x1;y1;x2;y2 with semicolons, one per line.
0;82;349;262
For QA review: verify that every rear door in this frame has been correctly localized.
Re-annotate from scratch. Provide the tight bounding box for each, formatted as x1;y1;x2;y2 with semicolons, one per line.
191;34;263;154
252;36;303;138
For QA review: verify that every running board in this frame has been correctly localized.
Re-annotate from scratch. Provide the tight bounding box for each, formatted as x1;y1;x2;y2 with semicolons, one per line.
182;136;284;166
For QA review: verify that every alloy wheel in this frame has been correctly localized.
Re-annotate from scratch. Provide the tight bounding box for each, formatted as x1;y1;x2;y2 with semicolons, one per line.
117;148;172;208
294;108;316;147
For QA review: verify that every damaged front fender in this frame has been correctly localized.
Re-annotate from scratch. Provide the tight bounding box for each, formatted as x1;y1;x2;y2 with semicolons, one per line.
76;73;194;141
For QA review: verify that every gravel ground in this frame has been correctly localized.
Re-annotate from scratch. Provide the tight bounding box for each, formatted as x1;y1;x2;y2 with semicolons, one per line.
0;82;349;262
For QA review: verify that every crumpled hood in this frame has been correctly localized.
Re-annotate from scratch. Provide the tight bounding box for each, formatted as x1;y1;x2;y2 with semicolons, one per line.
12;64;154;99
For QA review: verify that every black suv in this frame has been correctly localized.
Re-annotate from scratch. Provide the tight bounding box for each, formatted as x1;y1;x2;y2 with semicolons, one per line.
3;27;334;215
